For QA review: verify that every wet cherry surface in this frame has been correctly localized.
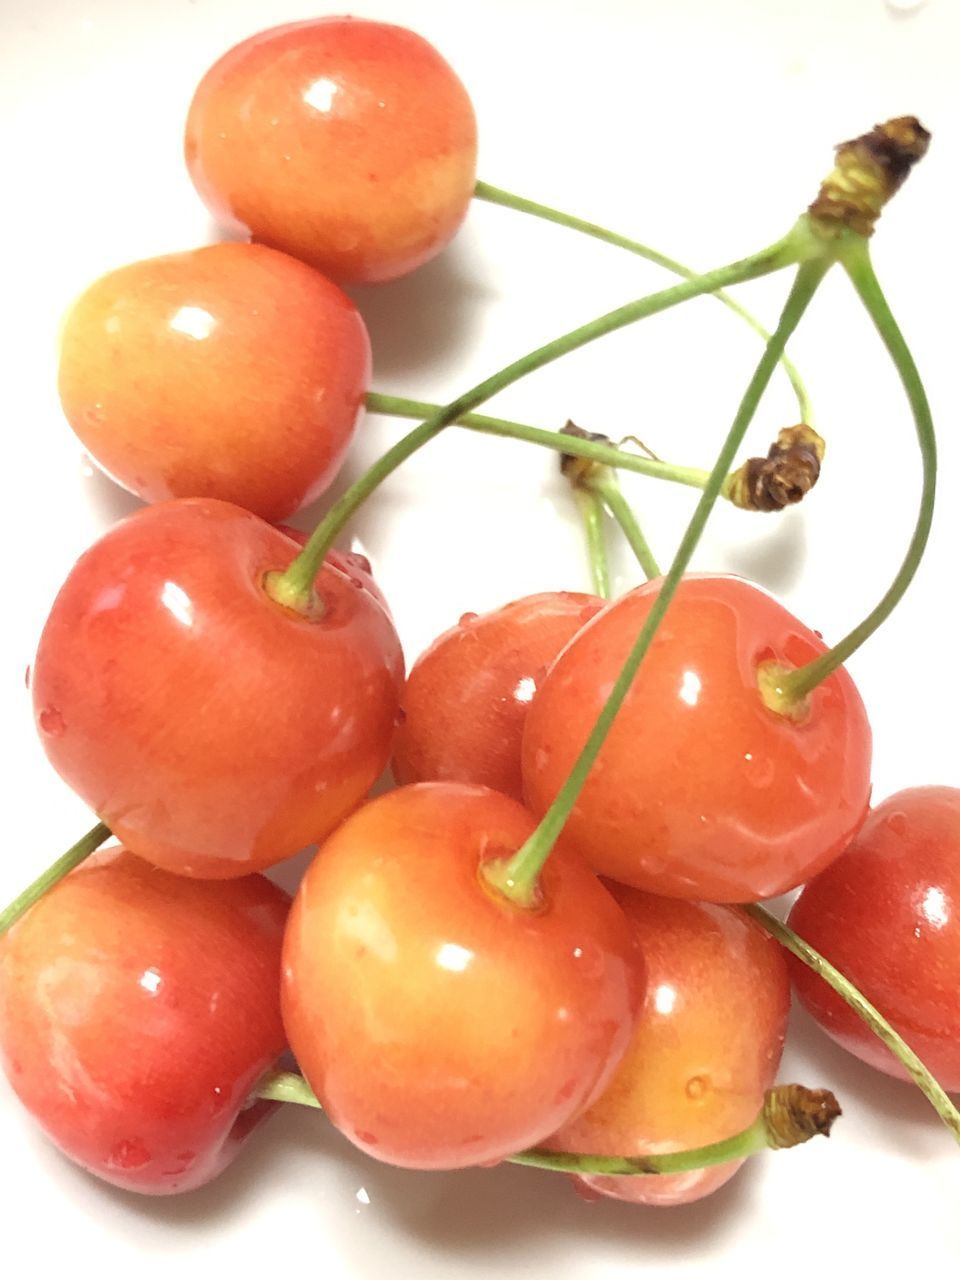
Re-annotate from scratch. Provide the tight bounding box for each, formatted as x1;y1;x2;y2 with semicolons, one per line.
58;242;371;521
544;887;789;1206
522;574;872;902
185;17;478;283
392;591;603;801
282;782;643;1169
0;849;290;1193
31;499;404;877
788;786;960;1089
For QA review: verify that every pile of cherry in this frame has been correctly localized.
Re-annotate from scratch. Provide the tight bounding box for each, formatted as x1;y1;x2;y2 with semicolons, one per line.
1;15;957;1211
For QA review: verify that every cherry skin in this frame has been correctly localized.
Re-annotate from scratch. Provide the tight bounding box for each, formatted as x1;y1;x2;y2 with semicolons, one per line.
58;242;371;522
392;592;604;802
788;786;960;1089
185;18;478;284
522;574;872;902
281;782;644;1170
31;499;404;878
544;888;789;1206
0;848;289;1194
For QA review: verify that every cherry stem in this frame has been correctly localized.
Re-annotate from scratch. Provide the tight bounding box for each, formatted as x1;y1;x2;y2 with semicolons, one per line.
589;471;662;582
574;488;612;598
255;1072;839;1175
746;905;960;1146
474;180;815;423
365;391;714;489
487;257;830;907
776;237;936;702
269;232;808;608
0;821;111;936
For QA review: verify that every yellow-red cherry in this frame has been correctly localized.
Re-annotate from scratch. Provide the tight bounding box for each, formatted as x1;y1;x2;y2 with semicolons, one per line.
31;499;404;878
392;592;603;802
58;242;371;521
281;782;643;1170
544;887;789;1206
788;786;960;1090
0;849;289;1194
185;18;478;284
522;574;872;902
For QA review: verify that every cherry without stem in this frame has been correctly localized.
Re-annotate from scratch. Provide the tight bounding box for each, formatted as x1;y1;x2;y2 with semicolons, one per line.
788;786;960;1091
545;887;790;1206
58;242;371;522
185;17;478;284
392;591;604;803
0;849;289;1194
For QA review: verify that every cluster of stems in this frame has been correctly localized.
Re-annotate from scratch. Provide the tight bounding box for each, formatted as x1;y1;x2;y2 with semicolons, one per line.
4;117;954;1171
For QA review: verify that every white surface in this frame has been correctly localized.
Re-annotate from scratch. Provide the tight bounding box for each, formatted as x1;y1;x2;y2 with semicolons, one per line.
2;0;958;1273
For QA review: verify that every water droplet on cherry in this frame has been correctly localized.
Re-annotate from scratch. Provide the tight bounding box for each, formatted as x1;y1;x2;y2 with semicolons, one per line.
685;1075;710;1100
108;1137;151;1170
458;612;478;627
887;812;908;837
38;707;65;737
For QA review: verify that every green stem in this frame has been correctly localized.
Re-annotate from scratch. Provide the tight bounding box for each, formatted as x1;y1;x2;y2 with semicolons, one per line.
255;1073;838;1174
365;391;713;490
778;238;936;702
0;822;111;936
746;905;960;1145
474;180;815;423
574;488;612;598
591;472;661;581
485;258;831;907
268;230;811;610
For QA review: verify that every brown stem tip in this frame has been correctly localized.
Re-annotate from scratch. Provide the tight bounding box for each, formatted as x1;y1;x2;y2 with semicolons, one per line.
764;1084;842;1150
559;420;613;486
723;423;825;512
809;116;931;238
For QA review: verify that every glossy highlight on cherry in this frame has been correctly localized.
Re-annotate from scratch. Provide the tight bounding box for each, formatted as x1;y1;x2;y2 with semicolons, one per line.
0;849;290;1193
31;499;404;877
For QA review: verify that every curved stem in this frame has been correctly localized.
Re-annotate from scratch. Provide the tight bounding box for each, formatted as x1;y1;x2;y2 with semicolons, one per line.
778;238;936;701
746;905;960;1145
574;488;612;598
486;258;830;907
255;1073;838;1175
591;473;661;581
269;231;808;609
365;392;713;490
0;822;111;936
474;180;815;423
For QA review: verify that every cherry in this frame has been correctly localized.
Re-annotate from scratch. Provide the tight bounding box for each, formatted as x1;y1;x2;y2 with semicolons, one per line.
281;782;643;1170
544;887;789;1206
788;786;960;1090
392;592;604;802
522;573;872;902
0;848;289;1194
58;242;371;522
185;18;478;284
31;498;404;878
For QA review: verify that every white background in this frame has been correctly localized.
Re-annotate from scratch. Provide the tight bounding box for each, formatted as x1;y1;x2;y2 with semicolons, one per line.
1;0;958;1275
